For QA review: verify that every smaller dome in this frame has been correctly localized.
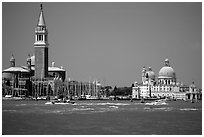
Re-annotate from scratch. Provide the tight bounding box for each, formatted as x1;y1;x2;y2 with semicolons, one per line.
31;55;35;66
146;67;155;80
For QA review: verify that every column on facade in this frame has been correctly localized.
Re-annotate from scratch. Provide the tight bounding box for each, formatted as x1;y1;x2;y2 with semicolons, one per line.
195;93;198;102
190;93;193;100
43;34;44;41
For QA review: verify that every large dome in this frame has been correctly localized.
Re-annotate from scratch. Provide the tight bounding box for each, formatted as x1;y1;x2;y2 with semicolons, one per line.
158;59;176;79
158;66;176;79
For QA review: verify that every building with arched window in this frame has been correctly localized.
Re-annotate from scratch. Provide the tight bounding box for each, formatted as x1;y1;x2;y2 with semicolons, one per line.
132;59;201;100
2;5;66;97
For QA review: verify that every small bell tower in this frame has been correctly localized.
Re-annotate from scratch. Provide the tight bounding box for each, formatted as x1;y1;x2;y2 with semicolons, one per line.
10;54;15;67
27;54;31;71
142;66;146;84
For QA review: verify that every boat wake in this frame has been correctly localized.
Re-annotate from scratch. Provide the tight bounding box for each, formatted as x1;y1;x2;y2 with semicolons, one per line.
144;107;173;111
180;108;199;111
2;109;17;112
73;102;130;106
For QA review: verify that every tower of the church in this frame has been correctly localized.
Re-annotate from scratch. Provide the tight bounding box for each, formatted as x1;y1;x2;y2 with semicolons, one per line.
27;54;31;71
34;4;49;80
142;66;146;84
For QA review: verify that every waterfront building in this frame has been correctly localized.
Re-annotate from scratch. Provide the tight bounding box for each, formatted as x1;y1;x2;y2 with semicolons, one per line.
132;59;201;100
2;5;66;97
186;82;201;100
2;4;106;99
2;54;34;96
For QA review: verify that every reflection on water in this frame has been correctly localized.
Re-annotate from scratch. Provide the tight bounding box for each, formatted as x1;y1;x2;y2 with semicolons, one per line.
2;100;202;135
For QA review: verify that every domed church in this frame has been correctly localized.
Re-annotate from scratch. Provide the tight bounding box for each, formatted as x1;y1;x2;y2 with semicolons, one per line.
132;59;200;100
2;5;66;97
158;59;176;85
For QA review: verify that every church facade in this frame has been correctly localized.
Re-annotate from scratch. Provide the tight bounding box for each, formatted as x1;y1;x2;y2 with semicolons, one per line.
2;5;66;97
132;59;201;100
2;4;103;99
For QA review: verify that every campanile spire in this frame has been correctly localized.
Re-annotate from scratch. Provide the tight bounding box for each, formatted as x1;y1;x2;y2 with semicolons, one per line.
37;4;46;26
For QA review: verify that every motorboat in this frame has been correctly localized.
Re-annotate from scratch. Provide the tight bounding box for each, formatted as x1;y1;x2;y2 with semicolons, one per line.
5;95;12;98
145;100;168;106
45;99;75;105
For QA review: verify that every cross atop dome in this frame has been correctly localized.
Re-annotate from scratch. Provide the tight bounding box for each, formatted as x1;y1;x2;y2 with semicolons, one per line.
164;58;170;66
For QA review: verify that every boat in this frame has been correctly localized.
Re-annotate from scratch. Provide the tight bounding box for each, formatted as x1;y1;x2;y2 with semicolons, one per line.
145;99;168;106
37;96;47;100
45;99;75;105
5;95;12;98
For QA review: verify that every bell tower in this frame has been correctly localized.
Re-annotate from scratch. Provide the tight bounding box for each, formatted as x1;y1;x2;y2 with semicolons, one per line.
34;4;49;80
142;66;146;84
27;54;31;71
10;54;15;67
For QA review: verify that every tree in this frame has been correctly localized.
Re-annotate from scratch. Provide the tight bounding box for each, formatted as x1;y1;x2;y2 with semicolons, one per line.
103;86;112;96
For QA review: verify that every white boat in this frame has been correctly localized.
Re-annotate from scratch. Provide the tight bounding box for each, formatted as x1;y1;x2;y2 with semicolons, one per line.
45;102;54;105
45;100;75;105
5;95;12;98
145;100;168;106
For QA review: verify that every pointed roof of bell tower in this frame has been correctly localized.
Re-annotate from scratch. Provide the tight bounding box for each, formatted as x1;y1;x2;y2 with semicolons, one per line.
37;4;46;26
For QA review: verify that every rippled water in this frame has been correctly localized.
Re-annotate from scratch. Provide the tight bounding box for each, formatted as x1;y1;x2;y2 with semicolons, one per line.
2;100;202;135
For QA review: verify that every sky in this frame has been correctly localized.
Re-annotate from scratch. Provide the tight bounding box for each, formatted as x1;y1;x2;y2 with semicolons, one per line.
2;2;202;88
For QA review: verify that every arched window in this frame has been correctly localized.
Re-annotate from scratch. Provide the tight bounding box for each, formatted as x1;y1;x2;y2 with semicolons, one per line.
37;35;43;41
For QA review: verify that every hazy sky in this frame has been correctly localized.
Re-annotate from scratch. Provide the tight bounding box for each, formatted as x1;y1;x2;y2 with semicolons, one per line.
2;2;202;88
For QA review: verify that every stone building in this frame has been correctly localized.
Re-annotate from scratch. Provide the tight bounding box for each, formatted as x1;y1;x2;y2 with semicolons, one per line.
132;59;201;100
2;5;66;97
2;4;104;99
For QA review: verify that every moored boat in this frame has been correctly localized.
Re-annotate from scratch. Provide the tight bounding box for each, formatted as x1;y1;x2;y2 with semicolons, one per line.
145;99;168;106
